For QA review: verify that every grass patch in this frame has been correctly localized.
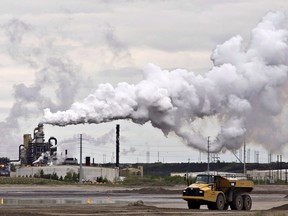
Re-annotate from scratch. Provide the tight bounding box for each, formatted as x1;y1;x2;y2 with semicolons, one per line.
0;175;186;186
0;177;70;185
121;175;186;186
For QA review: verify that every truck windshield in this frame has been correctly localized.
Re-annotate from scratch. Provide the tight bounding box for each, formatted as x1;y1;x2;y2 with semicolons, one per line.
195;175;214;184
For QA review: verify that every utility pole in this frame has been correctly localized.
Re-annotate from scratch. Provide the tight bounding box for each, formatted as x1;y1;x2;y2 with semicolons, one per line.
207;136;210;175
212;154;220;174
277;155;279;181
244;133;246;176
268;152;272;163
280;155;283;181
79;134;83;184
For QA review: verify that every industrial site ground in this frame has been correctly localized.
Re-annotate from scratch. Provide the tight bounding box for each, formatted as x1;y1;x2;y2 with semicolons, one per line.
0;184;287;216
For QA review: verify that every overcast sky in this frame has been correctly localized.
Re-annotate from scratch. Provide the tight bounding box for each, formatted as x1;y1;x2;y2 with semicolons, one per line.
0;0;287;164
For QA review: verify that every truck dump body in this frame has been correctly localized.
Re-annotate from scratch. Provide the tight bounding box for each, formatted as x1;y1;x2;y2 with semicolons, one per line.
182;174;254;210
214;175;253;193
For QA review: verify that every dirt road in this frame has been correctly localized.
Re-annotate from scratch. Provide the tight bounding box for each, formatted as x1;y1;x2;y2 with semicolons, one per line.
0;184;287;215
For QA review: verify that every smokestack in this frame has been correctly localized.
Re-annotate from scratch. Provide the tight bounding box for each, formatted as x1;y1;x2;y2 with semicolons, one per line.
116;124;120;167
85;156;90;166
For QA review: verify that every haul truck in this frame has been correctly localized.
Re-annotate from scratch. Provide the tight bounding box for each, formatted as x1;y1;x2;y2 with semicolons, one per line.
182;174;254;210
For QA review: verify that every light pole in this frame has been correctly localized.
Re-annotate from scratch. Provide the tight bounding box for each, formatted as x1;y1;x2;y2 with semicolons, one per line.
243;132;246;176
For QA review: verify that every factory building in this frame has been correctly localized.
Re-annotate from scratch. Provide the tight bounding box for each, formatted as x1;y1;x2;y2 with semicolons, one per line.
171;171;247;180
16;166;119;183
247;169;288;183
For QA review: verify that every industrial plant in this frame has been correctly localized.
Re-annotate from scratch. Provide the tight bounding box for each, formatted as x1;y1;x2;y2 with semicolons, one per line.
0;121;287;186
0;123;120;182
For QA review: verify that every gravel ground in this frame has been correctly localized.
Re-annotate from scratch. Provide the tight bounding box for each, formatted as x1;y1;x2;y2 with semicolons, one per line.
0;184;287;216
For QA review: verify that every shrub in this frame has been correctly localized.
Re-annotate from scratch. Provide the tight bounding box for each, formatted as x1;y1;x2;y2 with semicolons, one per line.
64;171;79;182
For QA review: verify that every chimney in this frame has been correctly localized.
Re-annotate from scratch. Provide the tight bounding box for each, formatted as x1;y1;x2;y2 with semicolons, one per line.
85;156;91;166
116;124;120;167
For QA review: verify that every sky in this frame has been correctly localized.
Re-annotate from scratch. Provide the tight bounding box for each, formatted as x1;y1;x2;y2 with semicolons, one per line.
0;0;288;164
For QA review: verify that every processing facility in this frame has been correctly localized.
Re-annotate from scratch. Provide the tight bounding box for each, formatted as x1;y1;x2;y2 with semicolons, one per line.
10;123;120;182
21;123;57;166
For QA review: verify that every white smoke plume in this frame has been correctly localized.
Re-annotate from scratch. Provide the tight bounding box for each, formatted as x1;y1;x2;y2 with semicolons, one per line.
121;146;136;156
60;129;114;146
0;18;85;157
32;151;50;165
43;11;288;153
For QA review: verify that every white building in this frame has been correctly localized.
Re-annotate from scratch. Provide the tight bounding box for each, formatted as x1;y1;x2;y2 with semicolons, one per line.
171;171;247;180
16;165;119;182
247;169;288;183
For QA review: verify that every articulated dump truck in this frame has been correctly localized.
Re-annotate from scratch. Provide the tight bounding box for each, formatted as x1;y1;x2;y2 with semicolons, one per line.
182;174;254;210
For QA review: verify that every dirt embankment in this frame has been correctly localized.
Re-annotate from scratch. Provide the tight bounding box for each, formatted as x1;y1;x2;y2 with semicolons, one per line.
252;185;288;194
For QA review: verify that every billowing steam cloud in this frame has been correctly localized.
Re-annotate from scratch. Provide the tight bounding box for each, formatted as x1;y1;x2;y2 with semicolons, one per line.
121;147;136;156
43;11;288;153
0;18;85;157
60;129;114;146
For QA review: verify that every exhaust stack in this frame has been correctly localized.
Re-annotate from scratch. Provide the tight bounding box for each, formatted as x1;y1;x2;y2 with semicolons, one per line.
116;124;120;167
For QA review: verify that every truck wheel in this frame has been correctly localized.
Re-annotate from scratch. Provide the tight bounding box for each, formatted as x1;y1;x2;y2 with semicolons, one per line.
242;195;252;210
188;201;200;209
215;194;225;210
230;195;243;210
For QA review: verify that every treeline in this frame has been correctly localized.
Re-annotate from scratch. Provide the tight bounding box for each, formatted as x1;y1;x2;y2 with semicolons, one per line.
128;162;288;176
31;169;78;182
33;169;108;183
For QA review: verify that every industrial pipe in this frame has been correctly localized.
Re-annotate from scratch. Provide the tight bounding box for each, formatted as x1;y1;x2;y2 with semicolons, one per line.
48;137;57;146
10;144;24;162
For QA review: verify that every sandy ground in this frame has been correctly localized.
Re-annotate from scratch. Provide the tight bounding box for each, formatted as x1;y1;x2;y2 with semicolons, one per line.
0;184;287;215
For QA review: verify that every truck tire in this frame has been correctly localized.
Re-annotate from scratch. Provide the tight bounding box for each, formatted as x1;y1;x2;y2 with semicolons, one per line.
242;195;252;210
188;201;200;209
215;194;225;210
230;195;243;210
207;194;225;210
